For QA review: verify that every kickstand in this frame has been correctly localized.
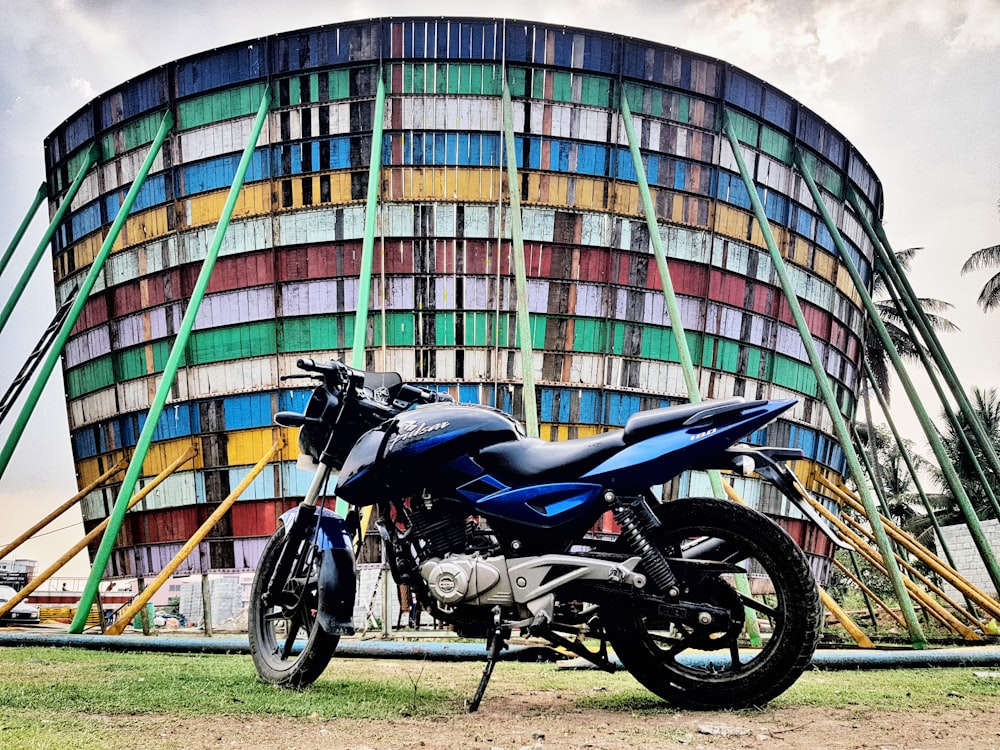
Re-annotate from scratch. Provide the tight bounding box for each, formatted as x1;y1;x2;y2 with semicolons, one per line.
466;608;510;713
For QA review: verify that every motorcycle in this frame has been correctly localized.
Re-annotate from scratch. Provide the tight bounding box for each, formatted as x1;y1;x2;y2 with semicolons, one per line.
249;358;839;711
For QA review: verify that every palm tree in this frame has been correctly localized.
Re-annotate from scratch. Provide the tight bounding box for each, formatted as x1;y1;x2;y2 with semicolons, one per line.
929;386;1000;520
961;242;1000;311
865;247;959;402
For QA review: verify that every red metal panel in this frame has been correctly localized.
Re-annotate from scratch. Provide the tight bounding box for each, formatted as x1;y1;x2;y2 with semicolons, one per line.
461;240;493;274
578;247;609;283
71;293;110;335
708;269;745;308
206;251;275;294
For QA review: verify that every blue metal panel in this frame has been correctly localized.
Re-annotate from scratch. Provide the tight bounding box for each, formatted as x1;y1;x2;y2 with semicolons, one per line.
140;403;195;441
459;384;480;403
176;43;268;97
70;201;102;240
224;393;274;430
581;33;617;73
505;23;530;62
279;388;311;413
725;70;762;115
182;149;270;195
762;89;794;132
606;392;640;426
72;428;98;459
64;106;95;154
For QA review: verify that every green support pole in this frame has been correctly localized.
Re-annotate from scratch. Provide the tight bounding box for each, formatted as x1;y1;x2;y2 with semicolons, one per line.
879;262;1000;522
0;113;174;481
69;89;271;633
861;358;972;609
0;145;99;336
623;90;760;645
722;113;927;646
351;74;385;371
0;182;47;280
501;80;539;438
849;190;1000;516
797;150;1000;598
619;90;726;494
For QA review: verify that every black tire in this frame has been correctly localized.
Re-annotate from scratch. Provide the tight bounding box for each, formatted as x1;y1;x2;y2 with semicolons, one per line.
248;523;339;687
605;497;821;710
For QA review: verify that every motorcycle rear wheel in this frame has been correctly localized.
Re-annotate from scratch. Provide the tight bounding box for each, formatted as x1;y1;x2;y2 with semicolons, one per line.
248;522;339;687
605;497;821;710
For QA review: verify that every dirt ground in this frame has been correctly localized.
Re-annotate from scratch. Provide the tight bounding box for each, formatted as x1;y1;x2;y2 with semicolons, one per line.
130;705;1000;750
122;664;1000;750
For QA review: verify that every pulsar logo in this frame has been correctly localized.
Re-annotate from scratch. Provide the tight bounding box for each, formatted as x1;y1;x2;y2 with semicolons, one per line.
388;420;450;451
689;427;717;441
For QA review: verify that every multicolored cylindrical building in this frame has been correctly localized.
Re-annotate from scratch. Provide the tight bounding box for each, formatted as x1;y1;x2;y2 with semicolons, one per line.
46;18;880;583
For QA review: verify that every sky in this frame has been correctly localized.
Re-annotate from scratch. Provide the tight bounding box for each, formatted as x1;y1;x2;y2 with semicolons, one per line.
1;0;998;578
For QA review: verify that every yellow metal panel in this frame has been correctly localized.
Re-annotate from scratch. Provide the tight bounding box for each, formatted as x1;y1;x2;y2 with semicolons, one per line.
226;427;286;466
75;450;129;490
112;207;170;252
140;439;204;477
813;247;836;281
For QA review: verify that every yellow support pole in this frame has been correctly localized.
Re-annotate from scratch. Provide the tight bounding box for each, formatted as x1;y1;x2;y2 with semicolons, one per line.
0;445;197;620
0;457;127;561
818;587;875;648
797;487;980;639
814;474;1000;621
838;511;982;628
105;438;283;635
832;557;907;629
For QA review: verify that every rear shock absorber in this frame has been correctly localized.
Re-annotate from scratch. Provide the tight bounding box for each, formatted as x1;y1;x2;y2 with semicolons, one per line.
606;491;679;597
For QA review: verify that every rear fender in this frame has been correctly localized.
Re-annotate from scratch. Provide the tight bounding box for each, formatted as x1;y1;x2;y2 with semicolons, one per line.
278;507;357;634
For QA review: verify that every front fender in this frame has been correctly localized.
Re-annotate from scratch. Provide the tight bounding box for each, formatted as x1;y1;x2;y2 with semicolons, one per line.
278;506;357;634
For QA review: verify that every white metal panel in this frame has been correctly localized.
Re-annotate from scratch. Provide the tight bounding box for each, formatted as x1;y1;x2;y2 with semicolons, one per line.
435;276;457;310
526;279;549;314
182;357;279;400
573;283;605;317
569;354;602;385
138;471;200;511
70;387;119;426
193;287;274;329
462;349;490;380
521;207;555;242
435;349;456;378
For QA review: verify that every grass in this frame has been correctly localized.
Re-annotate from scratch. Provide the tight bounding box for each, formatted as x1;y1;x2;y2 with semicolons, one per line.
1;645;999;748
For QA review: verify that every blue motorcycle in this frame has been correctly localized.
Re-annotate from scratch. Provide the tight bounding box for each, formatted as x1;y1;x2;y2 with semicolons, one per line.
249;358;835;710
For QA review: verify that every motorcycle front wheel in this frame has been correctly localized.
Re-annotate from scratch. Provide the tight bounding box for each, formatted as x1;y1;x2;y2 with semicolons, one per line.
605;497;822;710
248;522;339;687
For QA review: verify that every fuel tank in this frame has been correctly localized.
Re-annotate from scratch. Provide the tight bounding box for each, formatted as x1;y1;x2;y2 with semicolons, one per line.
336;402;524;505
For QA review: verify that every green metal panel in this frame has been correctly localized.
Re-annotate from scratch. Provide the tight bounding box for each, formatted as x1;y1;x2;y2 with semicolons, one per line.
101;111;163;159
580;75;611;107
464;312;489;346
610;322;626;355
726;111;758;146
507;67;528;97
309;72;320;103
287;76;302;105
282;314;354;352
186;321;277;364
435;312;455;346
572;317;605;353
552;71;573;102
329;69;352;99
760;126;792;164
373;313;415;346
115;346;150;381
177;83;268;130
66;357;115;398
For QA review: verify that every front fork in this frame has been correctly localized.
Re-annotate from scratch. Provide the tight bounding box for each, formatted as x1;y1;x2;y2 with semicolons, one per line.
265;463;357;634
264;462;330;605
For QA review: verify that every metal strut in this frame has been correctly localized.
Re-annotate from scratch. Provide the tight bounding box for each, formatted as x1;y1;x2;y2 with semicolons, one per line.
0;287;79;424
467;607;511;713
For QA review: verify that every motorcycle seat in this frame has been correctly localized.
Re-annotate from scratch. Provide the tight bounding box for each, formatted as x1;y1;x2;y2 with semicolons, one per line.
477;431;626;484
622;397;748;444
